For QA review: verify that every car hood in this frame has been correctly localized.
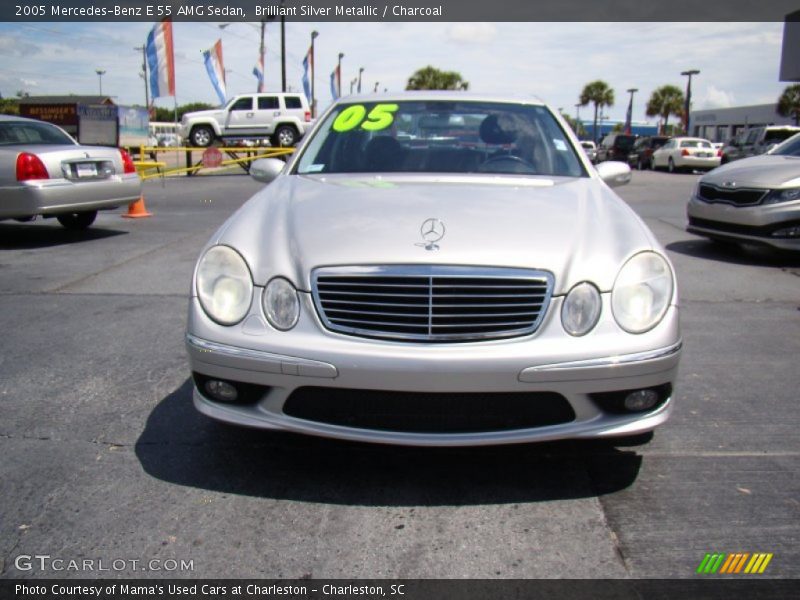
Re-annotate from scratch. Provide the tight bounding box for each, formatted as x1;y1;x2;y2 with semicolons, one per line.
703;154;800;188
215;174;656;295
185;109;225;121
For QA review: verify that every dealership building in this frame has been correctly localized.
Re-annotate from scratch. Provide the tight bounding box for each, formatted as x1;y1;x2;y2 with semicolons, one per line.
689;103;794;143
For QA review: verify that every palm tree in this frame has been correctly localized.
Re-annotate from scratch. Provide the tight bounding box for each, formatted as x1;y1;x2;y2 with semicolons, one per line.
579;81;614;143
646;85;685;135
406;66;469;91
777;84;800;126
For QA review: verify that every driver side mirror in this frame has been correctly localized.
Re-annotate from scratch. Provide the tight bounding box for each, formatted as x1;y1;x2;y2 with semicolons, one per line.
250;158;285;184
596;161;631;188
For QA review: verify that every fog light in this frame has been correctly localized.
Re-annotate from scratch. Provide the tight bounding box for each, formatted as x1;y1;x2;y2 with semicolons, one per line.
623;389;659;412
771;225;800;238
204;379;238;403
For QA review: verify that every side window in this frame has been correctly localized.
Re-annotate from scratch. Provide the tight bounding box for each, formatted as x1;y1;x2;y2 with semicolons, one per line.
284;96;303;109
258;96;279;110
745;129;760;144
230;97;253;111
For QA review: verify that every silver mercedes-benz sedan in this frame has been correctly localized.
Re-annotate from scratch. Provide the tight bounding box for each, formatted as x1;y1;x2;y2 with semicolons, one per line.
186;93;682;446
0;115;141;229
687;132;800;251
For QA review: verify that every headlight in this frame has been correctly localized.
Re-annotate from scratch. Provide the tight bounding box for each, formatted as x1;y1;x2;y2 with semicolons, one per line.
611;252;674;334
561;282;601;336
262;277;300;330
196;246;253;325
763;187;800;205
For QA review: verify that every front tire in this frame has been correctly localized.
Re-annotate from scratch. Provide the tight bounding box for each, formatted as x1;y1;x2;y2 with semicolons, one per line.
272;125;298;147
190;125;215;148
57;211;97;230
668;157;677;173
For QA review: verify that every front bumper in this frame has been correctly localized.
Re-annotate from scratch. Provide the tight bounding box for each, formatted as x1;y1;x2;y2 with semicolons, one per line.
0;174;141;219
187;293;682;446
687;195;800;251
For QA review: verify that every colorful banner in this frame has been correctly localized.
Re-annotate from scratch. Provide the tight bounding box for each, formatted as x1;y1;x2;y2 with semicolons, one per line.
146;19;176;99
330;64;340;100
252;53;264;93
203;39;226;104
301;46;312;102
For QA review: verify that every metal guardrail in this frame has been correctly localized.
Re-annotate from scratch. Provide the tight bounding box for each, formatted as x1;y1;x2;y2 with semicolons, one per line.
133;146;294;180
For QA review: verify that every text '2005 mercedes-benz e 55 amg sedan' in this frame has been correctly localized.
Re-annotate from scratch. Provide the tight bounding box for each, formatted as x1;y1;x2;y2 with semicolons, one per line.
186;93;681;446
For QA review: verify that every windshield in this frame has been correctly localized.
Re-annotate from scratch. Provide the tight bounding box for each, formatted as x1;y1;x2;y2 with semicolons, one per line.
772;133;800;156
764;129;799;144
680;140;712;148
0;121;75;146
295;100;586;177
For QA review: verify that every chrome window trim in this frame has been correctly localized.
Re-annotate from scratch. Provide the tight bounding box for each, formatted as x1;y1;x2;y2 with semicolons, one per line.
311;265;555;343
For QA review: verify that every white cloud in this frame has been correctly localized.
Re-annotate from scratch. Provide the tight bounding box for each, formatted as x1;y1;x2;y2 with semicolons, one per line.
447;23;497;44
20;79;38;88
699;86;735;109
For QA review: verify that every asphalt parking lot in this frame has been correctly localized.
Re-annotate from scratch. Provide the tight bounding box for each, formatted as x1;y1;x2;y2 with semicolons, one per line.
1;169;798;580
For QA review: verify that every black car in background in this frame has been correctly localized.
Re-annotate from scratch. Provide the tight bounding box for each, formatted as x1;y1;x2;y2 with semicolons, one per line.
596;133;638;162
628;136;670;170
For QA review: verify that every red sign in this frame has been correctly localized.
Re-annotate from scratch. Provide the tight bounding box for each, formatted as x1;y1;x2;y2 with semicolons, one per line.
202;147;223;168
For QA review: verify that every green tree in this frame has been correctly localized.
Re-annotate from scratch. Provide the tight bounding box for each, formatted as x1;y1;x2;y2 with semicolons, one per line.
406;66;469;91
560;112;586;137
777;84;800;126
152;102;214;122
646;85;685;135
579;80;614;143
0;97;19;115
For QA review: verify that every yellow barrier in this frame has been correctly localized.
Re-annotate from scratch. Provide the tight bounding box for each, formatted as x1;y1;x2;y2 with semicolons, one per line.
133;146;294;180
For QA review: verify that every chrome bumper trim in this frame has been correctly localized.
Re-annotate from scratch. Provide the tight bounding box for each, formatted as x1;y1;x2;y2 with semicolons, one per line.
186;333;338;379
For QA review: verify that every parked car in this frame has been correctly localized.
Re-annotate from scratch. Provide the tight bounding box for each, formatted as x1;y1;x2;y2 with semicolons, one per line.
687;131;800;251
596;133;637;162
721;125;800;164
0;115;141;230
178;93;313;148
651;137;720;173
186;93;681;446
580;140;597;163
628;136;670;170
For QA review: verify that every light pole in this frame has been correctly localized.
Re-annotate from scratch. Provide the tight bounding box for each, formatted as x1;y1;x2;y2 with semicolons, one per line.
625;87;638;134
133;46;149;111
337;52;344;98
357;67;364;93
681;69;700;135
350;77;357;95
310;30;319;117
373;81;379;93
95;69;106;95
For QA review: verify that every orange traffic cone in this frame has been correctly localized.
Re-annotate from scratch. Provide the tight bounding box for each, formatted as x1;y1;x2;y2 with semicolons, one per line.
122;195;152;218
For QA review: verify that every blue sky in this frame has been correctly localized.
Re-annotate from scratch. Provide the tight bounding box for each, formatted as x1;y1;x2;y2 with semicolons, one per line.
0;22;787;122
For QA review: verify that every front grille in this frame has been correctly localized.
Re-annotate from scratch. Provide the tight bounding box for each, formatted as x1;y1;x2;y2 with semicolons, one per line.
698;184;766;206
283;387;575;433
312;266;553;342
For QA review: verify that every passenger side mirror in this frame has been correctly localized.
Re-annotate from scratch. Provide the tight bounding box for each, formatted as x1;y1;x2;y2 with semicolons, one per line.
250;158;285;184
596;161;631;188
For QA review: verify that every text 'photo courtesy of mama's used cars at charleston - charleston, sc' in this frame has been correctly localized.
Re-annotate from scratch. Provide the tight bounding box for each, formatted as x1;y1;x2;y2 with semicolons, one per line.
186;93;681;447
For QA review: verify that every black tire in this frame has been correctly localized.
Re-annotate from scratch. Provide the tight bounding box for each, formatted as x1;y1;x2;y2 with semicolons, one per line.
190;125;215;148
272;125;298;147
57;211;97;230
668;157;677;173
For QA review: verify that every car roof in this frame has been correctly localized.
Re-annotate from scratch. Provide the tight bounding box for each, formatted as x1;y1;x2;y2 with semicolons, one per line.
0;114;44;124
333;91;548;107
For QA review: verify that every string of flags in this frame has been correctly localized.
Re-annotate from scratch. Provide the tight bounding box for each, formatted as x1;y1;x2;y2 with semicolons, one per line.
145;21;358;106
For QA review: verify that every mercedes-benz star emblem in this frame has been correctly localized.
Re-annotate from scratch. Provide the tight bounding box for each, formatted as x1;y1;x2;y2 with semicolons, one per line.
417;218;445;251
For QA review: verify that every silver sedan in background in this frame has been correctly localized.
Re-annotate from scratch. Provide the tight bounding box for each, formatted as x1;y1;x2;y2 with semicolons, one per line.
687;132;800;251
186;93;681;446
0;115;141;229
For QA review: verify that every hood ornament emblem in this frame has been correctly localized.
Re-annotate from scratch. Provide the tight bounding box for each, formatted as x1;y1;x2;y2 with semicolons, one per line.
722;181;737;188
416;218;445;251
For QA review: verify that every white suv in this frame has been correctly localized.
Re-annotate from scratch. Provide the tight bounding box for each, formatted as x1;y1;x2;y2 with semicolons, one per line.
179;93;312;147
